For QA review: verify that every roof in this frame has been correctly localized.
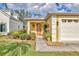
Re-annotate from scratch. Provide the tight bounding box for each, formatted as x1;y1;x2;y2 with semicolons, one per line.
24;18;45;21
0;10;22;22
24;12;79;21
48;12;79;16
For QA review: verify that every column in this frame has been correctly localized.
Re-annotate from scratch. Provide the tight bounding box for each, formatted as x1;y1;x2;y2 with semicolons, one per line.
52;18;56;42
27;21;30;34
56;16;60;45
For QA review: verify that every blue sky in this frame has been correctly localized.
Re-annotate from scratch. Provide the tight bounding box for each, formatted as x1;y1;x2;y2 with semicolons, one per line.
0;3;79;17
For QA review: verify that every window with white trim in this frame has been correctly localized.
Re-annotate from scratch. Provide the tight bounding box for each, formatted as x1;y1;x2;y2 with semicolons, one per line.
0;23;6;32
62;19;79;23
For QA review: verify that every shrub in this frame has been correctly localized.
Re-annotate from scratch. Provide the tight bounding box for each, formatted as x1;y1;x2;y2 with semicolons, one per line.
18;29;27;40
43;32;52;41
26;35;31;40
18;29;27;34
11;32;19;39
47;32;52;38
19;33;27;40
0;33;3;38
30;32;36;40
10;29;27;39
43;22;48;32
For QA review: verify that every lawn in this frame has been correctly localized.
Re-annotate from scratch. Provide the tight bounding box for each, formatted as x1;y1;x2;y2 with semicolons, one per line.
0;41;79;56
0;36;79;56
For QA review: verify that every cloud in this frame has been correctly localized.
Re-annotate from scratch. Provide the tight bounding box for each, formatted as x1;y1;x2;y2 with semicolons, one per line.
1;3;79;18
7;3;28;9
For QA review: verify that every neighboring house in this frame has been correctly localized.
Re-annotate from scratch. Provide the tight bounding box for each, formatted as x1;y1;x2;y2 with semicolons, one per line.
46;13;79;43
0;10;23;35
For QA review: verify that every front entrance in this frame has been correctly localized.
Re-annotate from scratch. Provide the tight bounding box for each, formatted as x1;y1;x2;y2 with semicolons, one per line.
36;23;42;35
28;21;44;36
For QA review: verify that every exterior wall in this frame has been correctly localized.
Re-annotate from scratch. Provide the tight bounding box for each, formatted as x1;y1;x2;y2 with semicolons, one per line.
51;16;57;42
0;12;9;35
59;16;79;42
9;19;23;32
27;21;30;34
51;15;79;42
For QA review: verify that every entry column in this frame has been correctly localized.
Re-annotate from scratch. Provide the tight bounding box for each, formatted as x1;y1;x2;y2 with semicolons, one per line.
27;21;30;34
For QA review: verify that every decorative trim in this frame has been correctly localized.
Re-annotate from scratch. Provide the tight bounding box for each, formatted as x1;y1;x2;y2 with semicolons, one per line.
56;16;59;44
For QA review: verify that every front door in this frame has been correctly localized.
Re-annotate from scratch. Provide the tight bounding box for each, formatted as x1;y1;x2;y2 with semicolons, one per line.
36;23;42;35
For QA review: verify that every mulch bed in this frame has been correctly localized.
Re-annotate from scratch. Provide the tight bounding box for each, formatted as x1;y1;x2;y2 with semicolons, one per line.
44;39;63;46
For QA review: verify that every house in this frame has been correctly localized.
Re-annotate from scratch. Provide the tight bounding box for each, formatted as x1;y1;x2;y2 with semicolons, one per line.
46;13;79;43
25;12;79;43
0;10;23;35
24;18;45;35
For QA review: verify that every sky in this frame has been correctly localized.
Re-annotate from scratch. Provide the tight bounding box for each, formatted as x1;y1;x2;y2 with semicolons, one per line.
0;3;79;17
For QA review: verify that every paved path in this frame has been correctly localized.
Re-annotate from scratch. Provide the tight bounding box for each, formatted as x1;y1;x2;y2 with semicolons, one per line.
36;36;79;52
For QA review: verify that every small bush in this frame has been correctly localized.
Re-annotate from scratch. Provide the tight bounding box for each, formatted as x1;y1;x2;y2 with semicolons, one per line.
18;29;27;40
43;32;52;41
10;29;27;40
26;35;31;40
19;33;27;40
0;34;3;38
18;29;27;34
30;32;36;40
11;32;19;39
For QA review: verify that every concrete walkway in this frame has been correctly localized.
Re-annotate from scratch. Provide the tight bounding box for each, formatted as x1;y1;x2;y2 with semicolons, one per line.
36;36;79;52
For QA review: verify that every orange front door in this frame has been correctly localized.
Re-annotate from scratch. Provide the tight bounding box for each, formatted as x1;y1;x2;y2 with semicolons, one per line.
36;23;42;35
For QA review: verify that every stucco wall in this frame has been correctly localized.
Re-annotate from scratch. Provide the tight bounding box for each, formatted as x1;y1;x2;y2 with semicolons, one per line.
51;15;79;42
59;17;79;41
51;16;57;42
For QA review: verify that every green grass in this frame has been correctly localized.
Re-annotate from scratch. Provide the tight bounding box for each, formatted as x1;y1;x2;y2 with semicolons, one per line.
0;42;79;56
28;51;79;56
0;42;31;56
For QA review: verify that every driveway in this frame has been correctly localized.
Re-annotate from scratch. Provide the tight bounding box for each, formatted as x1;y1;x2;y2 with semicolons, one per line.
36;36;79;52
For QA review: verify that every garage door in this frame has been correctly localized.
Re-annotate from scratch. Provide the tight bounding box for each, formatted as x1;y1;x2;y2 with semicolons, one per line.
59;19;79;41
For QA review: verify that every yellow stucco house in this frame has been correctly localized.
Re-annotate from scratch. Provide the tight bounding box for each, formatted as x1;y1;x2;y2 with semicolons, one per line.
24;13;79;43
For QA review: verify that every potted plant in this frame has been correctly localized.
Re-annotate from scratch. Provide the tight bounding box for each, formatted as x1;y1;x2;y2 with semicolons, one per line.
47;32;52;41
43;32;52;41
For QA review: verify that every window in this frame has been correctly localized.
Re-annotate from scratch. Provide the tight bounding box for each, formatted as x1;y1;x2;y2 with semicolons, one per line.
73;20;78;23
68;20;72;22
62;19;79;23
18;25;20;28
0;23;6;32
62;19;66;23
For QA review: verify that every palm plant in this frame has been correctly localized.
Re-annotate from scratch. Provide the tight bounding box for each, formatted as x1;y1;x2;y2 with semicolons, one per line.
0;42;31;56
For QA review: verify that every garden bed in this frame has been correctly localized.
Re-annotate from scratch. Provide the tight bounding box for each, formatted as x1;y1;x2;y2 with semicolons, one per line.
44;38;63;46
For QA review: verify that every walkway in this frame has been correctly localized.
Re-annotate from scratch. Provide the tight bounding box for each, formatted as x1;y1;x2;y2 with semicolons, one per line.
36;36;79;52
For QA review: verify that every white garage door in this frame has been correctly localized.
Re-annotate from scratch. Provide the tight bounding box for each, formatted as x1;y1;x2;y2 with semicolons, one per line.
59;19;79;41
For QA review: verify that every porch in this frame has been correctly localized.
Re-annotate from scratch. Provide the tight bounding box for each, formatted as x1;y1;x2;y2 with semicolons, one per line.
27;20;45;36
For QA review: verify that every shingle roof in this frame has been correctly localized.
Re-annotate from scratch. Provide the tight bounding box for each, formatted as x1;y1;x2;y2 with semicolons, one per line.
0;10;21;22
